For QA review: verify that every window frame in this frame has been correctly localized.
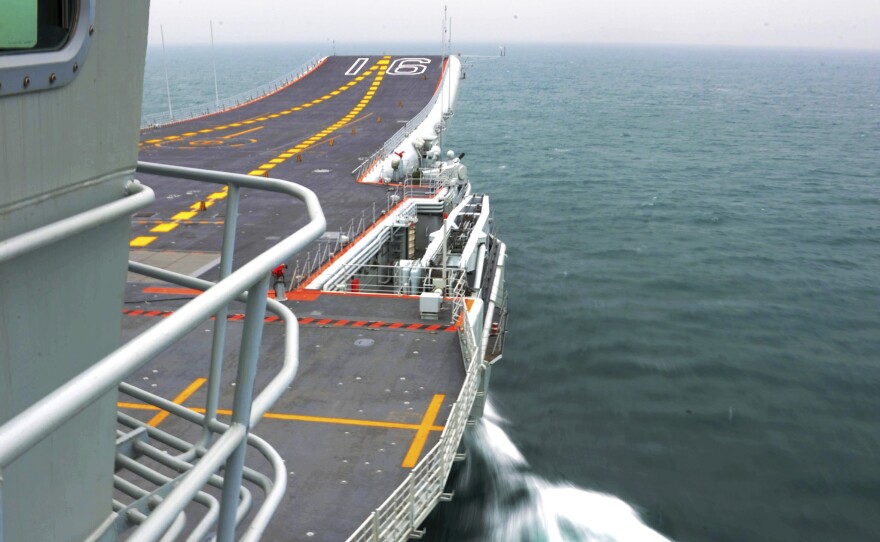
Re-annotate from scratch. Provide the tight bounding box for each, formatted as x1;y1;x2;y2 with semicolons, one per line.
0;0;94;96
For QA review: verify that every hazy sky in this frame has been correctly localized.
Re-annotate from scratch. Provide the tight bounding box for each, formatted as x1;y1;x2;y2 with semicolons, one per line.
147;0;880;51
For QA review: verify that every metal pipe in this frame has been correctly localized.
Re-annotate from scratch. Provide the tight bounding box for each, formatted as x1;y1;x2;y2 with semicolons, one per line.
218;275;270;542
196;182;240;457
116;454;220;542
0;180;154;264
127;425;247;542
0;165;324;468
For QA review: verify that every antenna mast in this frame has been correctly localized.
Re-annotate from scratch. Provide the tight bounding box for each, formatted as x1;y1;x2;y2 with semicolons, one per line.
160;24;173;119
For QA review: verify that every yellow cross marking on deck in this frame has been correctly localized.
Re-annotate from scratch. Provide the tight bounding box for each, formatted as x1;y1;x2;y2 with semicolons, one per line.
118;386;446;437
402;394;445;468
146;377;207;428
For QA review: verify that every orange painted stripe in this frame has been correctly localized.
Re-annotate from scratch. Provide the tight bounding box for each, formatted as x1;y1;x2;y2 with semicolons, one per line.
143;287;202;296
316;318;333;326
388;322;404;329
402;394;446;468
368;321;385;328
333;319;350;327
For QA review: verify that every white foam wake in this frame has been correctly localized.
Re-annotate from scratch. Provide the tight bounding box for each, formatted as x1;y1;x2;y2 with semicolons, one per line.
473;402;672;542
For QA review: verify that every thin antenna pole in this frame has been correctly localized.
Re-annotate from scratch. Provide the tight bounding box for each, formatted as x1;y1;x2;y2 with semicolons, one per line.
160;24;173;119
210;20;220;108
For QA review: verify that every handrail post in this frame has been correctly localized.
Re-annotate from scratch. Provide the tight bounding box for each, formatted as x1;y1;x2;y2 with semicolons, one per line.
201;183;241;449
217;274;271;542
372;510;380;541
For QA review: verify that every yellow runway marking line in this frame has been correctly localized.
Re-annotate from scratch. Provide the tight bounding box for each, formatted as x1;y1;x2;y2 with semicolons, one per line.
221;125;264;139
402;394;446;468
116;402;444;432
138;59;379;148
146;377;207;428
129;236;157;247
172;211;198;220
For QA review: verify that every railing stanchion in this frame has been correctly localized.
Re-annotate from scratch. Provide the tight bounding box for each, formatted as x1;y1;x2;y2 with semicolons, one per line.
217;274;271;541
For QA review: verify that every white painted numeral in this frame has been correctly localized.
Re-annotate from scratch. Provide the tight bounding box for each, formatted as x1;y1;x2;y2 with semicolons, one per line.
387;58;431;76
345;57;369;76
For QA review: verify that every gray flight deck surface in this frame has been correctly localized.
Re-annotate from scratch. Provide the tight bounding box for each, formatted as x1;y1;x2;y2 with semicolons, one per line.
123;56;466;540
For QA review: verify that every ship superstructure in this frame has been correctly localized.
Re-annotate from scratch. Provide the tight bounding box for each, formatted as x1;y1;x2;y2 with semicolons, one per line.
0;3;506;541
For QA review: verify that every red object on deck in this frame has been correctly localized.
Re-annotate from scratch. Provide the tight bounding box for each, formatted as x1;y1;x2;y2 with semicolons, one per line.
272;264;287;278
351;278;360;293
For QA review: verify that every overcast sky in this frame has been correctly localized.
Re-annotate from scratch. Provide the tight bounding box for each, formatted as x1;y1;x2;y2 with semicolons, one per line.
147;0;880;51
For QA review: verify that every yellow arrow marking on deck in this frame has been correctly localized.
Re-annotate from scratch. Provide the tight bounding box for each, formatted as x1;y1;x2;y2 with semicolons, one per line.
146;377;207;428
402;394;446;468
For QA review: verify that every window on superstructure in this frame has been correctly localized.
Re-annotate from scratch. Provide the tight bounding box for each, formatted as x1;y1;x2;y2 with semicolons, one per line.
0;0;78;52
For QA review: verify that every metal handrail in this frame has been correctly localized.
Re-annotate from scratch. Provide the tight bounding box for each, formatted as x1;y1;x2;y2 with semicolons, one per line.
0;180;154;264
345;304;483;542
140;54;324;130
0;162;325;541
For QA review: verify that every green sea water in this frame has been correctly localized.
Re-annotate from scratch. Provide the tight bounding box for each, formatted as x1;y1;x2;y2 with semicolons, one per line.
143;43;880;542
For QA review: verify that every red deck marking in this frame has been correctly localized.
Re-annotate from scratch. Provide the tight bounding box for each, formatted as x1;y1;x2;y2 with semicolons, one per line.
299;317;315;324
368;321;385;328
352;321;367;327
388;322;404;329
407;323;423;330
333;319;350;327
264;315;280;323
128;309;144;316
425;324;441;331
143;287;202;296
228;314;245;321
161;311;173;317
316;318;333;326
145;310;162;317
443;326;458;332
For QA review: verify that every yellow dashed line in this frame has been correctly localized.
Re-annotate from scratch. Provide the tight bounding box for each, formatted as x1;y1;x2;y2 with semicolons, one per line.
150;223;179;233
130;236;157;247
172;211;197;220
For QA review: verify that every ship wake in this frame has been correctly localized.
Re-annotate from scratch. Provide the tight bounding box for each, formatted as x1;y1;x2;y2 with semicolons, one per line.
424;402;672;542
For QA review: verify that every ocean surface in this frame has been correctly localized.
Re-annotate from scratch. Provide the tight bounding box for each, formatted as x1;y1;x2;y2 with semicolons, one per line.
142;43;880;542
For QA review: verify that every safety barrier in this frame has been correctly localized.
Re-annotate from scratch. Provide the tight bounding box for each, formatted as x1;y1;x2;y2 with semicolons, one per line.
0;161;325;542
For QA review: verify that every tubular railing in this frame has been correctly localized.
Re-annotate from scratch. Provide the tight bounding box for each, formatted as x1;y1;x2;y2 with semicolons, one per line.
0;162;325;542
140;54;324;130
351;61;448;181
345;303;483;542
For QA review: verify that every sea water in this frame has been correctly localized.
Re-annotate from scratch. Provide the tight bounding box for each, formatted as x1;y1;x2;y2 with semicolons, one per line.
142;43;880;542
